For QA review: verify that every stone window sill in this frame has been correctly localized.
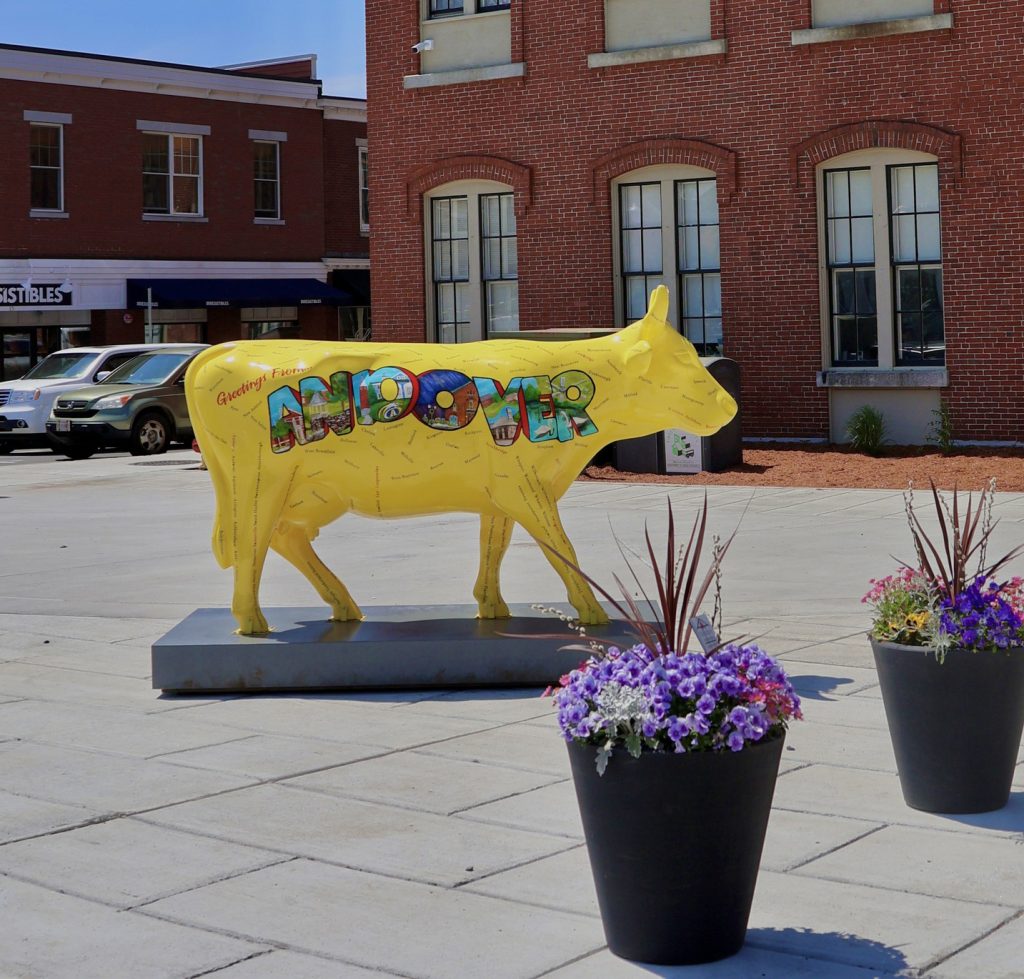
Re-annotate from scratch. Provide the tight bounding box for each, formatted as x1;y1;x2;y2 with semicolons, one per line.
793;13;953;46
588;39;726;69
142;213;209;223
816;368;948;388
30;209;69;219
254;217;285;225
403;62;524;90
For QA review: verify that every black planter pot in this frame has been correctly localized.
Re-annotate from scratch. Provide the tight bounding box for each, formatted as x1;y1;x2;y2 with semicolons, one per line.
566;733;784;965
871;639;1024;814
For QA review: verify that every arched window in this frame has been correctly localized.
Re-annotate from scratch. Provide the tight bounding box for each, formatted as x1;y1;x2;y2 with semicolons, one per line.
424;180;518;342
612;165;721;355
818;150;944;367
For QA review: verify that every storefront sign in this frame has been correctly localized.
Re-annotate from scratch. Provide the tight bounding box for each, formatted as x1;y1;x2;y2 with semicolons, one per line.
0;283;73;308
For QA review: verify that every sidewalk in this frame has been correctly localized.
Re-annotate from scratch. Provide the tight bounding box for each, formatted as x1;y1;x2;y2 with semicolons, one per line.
0;453;1021;978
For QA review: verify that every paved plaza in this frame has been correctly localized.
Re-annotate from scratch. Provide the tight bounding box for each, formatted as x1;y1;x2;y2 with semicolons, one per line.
0;451;1021;978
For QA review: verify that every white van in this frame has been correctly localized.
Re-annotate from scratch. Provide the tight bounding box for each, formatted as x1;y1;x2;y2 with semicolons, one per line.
0;344;204;454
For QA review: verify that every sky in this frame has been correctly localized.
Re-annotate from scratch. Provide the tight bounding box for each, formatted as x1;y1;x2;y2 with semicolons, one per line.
1;0;367;98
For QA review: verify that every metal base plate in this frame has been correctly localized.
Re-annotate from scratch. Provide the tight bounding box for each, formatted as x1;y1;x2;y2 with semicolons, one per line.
151;604;639;694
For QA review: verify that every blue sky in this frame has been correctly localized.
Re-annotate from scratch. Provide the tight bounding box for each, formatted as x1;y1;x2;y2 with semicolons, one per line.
1;0;367;98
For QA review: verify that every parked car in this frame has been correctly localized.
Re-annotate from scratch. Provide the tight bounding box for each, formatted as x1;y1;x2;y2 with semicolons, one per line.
46;345;208;459
0;344;201;455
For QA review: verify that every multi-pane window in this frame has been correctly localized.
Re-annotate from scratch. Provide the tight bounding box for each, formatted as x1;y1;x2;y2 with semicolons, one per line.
358;144;369;231
480;192;518;334
142;133;201;215
478;0;511;9
30;124;63;211
822;158;943;368
619;183;663;321
890;163;943;364
825;168;878;365
253;142;280;219
430;0;464;15
676;178;721;356
431;196;470;344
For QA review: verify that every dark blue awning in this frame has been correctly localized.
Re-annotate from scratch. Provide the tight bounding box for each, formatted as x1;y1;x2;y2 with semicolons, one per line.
126;278;354;309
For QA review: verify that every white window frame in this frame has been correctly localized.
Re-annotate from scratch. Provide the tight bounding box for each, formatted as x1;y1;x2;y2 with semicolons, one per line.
610;164;721;352
253;140;281;221
817;148;943;370
423;179;517;343
28;122;64;213
357;139;369;233
427;0;508;17
141;131;204;217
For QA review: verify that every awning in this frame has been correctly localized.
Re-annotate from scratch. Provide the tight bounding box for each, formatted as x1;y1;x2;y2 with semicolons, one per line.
126;278;354;309
329;268;371;305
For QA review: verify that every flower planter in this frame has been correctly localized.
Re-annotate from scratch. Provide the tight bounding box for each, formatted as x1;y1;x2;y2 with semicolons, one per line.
567;734;784;965
871;639;1024;813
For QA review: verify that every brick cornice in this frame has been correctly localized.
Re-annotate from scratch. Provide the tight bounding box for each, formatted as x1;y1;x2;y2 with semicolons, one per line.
590;138;739;210
405;154;532;219
790;120;963;189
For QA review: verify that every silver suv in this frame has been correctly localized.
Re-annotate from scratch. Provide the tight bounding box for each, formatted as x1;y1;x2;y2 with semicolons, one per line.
0;344;195;454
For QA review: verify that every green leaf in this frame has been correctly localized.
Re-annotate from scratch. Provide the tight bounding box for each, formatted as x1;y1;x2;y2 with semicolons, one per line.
625;733;642;758
595;744;611;776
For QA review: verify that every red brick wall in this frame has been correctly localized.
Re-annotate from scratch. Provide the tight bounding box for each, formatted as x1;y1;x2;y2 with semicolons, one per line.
366;0;1024;441
0;79;326;263
323;117;369;257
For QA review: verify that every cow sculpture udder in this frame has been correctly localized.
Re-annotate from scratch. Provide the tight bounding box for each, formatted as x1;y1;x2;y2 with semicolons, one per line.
186;287;737;635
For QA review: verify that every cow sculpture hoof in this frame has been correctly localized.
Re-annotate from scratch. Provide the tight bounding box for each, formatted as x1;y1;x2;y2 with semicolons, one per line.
477;600;511;619
235;611;271;636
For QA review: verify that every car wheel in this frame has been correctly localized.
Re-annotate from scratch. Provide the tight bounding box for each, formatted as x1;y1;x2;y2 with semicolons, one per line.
130;411;171;456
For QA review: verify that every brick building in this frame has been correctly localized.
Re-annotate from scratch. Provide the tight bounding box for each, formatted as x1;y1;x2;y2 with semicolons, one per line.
0;44;368;381
366;0;1020;443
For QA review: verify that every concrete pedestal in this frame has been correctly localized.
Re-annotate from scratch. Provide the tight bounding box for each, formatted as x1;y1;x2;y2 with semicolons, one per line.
151;604;639;694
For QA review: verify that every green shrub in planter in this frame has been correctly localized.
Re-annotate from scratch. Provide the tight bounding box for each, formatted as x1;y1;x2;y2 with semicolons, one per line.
845;404;887;456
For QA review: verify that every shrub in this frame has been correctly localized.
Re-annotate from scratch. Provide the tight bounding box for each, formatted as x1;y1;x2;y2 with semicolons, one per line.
845;405;887;456
928;400;955;454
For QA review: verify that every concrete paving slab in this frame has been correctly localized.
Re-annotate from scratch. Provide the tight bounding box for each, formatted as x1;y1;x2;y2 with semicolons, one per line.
0;788;105;845
0;660;159;711
0;612;163;644
460;844;597;917
0;875;263;979
0;699;253;758
797;691;889;729
748;870;1013;974
209;949;404;978
458;778;583;839
412;720;571;776
545;945;898;978
784;719;898;772
926;913;1024;979
142;782;577;886
396;685;554;723
178;694;494;748
0;817;287;909
13;635;153;678
143;857;605;979
0;741;255;811
760;809;883;873
775;764;1024;838
284;749;564;815
154;734;388;779
795;823;1024;905
777;658;880;699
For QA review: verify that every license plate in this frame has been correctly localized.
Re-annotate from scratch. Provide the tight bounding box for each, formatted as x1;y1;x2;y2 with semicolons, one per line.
56;419;71;433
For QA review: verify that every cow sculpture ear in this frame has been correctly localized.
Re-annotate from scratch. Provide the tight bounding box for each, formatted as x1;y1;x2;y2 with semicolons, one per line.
645;285;670;326
624;339;652;376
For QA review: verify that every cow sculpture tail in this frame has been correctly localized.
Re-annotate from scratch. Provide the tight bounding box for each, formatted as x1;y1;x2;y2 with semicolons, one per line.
184;344;237;571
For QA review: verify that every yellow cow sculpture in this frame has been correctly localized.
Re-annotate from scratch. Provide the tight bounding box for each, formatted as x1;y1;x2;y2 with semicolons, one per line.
186;287;737;635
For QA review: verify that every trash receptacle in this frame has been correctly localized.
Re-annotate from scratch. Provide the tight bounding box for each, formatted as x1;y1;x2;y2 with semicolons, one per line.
614;357;742;475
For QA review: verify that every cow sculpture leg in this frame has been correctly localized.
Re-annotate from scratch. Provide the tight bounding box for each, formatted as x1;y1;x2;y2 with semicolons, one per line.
502;496;610;626
270;523;363;622
474;514;514;618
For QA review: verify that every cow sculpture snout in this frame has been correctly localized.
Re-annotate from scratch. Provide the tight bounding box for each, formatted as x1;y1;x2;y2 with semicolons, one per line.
187;286;737;635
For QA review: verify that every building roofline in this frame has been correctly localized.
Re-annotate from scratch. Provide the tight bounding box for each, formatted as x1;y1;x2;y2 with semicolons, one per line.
217;53;318;76
0;41;320;86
